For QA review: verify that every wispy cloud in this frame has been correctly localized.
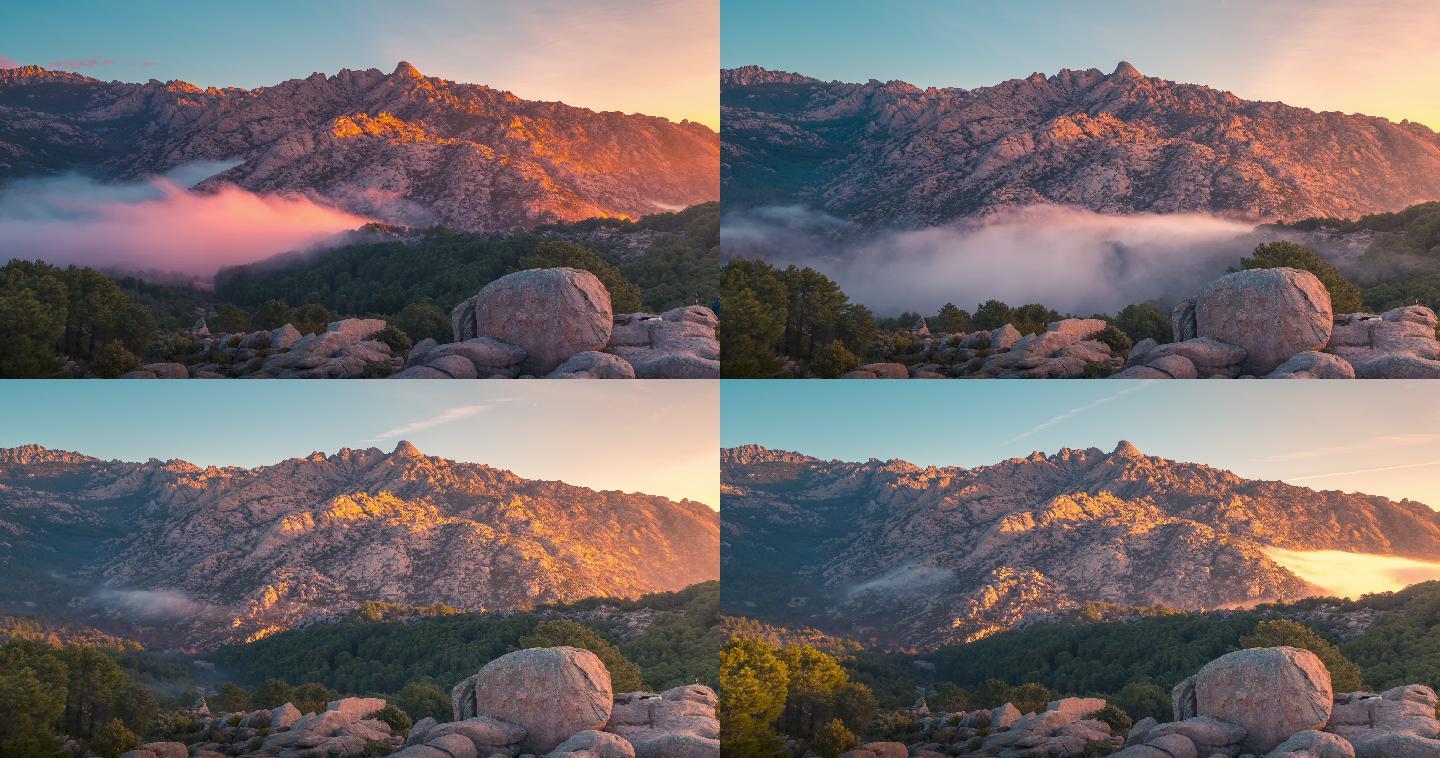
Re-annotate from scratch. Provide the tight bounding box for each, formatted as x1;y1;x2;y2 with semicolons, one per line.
1287;459;1440;484
369;403;497;441
1005;384;1148;445
1259;432;1440;463
0;56;18;69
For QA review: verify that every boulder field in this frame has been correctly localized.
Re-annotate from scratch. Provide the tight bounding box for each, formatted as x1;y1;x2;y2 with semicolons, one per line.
847;267;1440;379
848;646;1440;757
122;268;719;379
119;647;717;758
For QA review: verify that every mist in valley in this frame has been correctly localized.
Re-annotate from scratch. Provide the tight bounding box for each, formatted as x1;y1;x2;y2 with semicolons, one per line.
722;204;1316;317
0;161;370;280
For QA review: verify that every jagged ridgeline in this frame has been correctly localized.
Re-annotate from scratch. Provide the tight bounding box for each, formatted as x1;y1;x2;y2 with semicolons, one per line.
721;63;1440;223
0;442;719;648
721;443;1440;649
0;62;718;229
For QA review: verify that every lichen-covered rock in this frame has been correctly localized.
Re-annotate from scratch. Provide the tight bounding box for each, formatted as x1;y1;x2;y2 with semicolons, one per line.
426;716;527;753
1193;268;1332;375
271;702;302;730
1147;716;1247;754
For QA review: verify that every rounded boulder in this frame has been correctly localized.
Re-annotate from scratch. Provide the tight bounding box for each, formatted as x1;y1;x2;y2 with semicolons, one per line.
1194;646;1332;753
1194;268;1332;376
464;268;613;374
466;646;613;753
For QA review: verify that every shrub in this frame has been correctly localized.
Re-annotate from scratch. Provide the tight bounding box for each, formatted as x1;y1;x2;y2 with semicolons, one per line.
1081;361;1115;378
90;719;140;758
810;718;859;758
369;325;412;355
810;340;859;378
1093;702;1132;732
375;704;412;733
91;340;140;378
1095;324;1133;355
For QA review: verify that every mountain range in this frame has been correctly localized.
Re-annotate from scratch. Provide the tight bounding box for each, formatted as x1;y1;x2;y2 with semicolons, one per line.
0;62;719;230
0;442;719;648
720;442;1440;649
721;63;1440;224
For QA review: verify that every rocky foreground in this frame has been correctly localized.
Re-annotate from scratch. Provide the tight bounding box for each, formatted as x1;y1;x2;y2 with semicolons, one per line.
117;647;717;758
846;267;1439;380
847;646;1437;757
122;268;719;379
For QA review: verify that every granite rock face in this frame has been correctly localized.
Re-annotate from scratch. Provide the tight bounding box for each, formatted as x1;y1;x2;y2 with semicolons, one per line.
722;63;1440;224
0;62;718;231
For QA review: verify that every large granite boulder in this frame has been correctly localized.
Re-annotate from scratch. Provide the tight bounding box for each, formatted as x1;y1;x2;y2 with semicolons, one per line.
1191;268;1333;375
1193;646;1332;753
454;268;613;374
1266;351;1356;379
1268;729;1356;758
453;646;613;753
1328;306;1440;377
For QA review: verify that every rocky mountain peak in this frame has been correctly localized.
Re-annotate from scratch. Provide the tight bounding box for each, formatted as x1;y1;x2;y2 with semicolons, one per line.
1111;439;1144;458
1110;60;1144;80
392;439;424;458
391;60;424;79
0;444;100;465
720;444;819;465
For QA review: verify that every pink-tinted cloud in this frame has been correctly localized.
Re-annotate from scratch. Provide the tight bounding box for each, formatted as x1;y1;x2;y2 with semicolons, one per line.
0;167;370;279
138;60;157;69
0;56;19;69
47;58;116;70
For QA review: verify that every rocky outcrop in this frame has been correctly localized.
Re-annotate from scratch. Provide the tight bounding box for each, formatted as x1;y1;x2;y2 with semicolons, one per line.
1120;270;1440;380
1120;648;1440;758
408;272;719;379
126;696;402;757
122;317;405;379
1192;647;1332;752
721;443;1440;648
456;268;614;374
1185;268;1333;375
722;63;1440;224
836;317;1121;379
0;63;718;231
453;647;613;752
437;648;716;758
0;443;719;648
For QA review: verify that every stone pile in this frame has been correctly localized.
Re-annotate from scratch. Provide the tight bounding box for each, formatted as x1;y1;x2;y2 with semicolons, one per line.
1118;267;1440;379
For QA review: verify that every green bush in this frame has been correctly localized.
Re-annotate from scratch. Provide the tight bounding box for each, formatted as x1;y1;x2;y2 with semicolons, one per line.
810;340;859;378
375;704;412;733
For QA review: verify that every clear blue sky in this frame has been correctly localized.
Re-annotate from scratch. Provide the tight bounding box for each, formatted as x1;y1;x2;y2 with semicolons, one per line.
722;0;1440;129
0;0;718;127
0;381;718;508
723;380;1440;509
